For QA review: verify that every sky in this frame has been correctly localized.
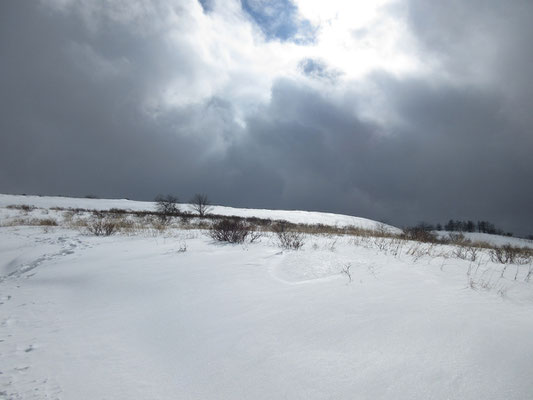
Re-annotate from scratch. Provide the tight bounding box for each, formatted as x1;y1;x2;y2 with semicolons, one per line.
1;0;532;235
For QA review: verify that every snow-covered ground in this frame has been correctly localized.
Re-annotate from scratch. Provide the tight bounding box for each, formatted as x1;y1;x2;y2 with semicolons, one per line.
1;196;533;399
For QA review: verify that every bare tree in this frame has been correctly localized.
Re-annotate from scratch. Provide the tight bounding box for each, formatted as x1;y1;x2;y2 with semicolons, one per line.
190;193;213;217
155;194;180;222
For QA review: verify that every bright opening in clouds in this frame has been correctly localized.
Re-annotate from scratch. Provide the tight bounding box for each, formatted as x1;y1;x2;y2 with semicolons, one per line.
1;0;532;235
296;0;420;76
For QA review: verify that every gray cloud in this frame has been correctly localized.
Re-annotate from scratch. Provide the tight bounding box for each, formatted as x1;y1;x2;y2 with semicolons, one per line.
405;0;533;127
223;76;533;234
1;1;532;235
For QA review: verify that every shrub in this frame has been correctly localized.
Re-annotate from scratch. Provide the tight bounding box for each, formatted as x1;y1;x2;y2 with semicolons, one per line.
210;218;250;243
402;227;438;243
273;222;305;250
341;263;352;283
7;204;35;212
155;194;180;223
249;229;263;243
448;232;471;245
453;245;479;261
490;245;532;265
37;218;58;226
87;217;117;236
108;208;128;215
180;211;193;225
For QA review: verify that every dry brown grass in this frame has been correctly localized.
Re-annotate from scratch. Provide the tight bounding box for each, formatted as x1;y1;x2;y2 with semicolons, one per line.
1;217;58;227
6;204;36;212
3;206;531;272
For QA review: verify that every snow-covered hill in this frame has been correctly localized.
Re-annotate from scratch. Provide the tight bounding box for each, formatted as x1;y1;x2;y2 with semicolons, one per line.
0;193;399;232
1;195;532;399
438;231;533;249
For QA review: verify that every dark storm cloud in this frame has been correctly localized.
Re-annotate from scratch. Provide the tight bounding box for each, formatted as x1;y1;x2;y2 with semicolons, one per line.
224;76;533;235
1;0;532;235
0;0;290;208
0;1;242;200
405;0;533;127
362;74;533;233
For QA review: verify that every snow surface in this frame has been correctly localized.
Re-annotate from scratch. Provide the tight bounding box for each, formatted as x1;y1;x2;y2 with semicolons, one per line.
1;196;533;399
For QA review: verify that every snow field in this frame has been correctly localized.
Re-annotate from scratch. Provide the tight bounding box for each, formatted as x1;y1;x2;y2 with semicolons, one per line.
1;196;533;399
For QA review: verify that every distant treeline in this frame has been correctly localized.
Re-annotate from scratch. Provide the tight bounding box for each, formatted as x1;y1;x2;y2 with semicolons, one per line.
414;220;514;237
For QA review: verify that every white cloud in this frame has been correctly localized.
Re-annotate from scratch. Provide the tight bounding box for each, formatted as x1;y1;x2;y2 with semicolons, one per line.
294;0;422;78
42;0;426;126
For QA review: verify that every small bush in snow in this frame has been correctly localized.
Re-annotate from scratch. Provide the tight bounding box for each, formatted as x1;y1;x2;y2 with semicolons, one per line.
448;232;471;245
453;245;479;262
490;245;532;265
180;211;193;225
248;229;263;243
341;263;352;283
7;204;36;212
37;218;58;226
274;222;305;250
210;218;250;244
402;227;438;243
87;216;117;236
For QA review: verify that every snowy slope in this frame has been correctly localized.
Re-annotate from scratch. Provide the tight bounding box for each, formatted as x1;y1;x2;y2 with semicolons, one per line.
0;194;399;232
438;231;533;249
1;197;533;399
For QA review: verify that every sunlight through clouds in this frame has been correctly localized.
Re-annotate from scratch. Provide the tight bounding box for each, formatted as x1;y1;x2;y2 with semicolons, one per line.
293;0;421;78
